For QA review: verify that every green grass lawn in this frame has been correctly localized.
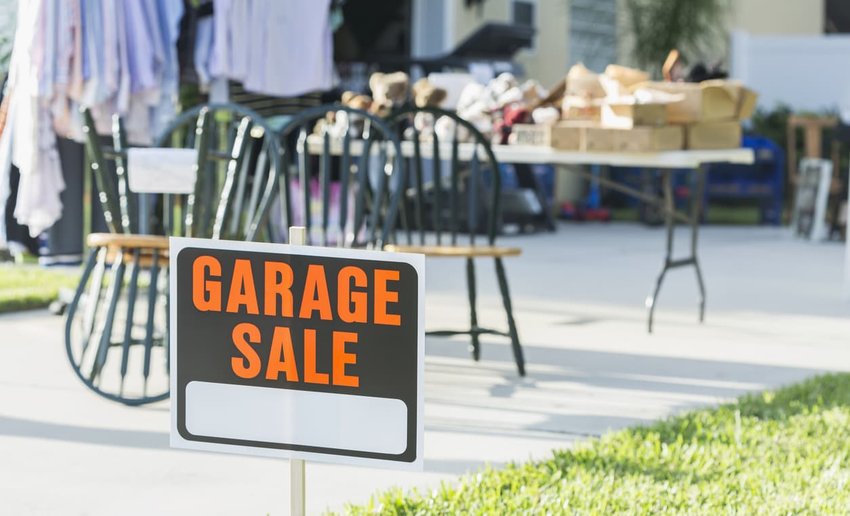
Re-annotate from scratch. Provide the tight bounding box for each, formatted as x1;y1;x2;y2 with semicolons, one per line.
347;373;850;514
0;263;80;313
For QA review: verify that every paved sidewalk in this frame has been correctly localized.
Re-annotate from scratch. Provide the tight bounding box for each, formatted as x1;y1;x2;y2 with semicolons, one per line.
1;224;849;515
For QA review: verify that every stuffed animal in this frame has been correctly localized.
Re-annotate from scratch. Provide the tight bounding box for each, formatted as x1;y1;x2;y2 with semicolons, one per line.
369;71;409;117
412;78;447;108
455;82;495;139
341;90;373;111
317;91;375;138
487;72;519;99
520;79;548;106
494;104;530;144
531;106;560;125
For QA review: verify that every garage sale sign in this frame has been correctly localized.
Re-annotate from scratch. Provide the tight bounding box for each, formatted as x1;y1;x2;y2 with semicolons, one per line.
169;237;424;470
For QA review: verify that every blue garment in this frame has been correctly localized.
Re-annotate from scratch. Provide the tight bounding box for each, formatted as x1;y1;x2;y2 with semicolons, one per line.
80;0;89;80
123;0;157;94
80;0;108;104
150;0;184;137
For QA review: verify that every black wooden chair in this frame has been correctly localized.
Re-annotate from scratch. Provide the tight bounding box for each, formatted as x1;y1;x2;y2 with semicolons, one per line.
385;106;526;376
273;104;405;249
65;103;281;405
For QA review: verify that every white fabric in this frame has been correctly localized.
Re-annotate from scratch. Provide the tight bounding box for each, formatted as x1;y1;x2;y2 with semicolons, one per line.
212;0;334;97
2;0;66;238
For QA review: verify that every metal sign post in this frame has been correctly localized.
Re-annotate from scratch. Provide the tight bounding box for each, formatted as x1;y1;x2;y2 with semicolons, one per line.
288;226;307;516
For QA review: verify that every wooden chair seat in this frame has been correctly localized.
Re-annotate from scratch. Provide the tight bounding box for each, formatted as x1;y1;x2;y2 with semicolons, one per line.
384;244;522;258
86;233;170;267
86;233;170;250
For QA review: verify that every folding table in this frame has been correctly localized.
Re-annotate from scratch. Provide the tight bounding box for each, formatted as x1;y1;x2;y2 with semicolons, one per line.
492;145;755;331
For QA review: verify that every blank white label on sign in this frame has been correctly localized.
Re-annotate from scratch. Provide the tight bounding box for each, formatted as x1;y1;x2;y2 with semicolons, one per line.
185;381;408;455
127;148;197;194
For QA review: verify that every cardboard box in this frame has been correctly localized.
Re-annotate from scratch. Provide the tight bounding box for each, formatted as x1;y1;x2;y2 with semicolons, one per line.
631;80;757;123
613;126;684;152
737;87;758;121
667;82;736;123
601;102;668;129
686;121;742;149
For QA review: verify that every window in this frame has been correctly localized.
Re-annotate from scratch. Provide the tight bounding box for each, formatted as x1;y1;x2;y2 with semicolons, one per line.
569;0;617;72
512;0;537;51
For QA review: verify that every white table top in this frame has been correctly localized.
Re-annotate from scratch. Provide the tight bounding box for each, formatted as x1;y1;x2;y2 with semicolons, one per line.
492;145;755;169
307;135;755;170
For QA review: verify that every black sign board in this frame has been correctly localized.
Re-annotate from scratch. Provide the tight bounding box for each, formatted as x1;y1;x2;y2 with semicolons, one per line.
169;238;424;469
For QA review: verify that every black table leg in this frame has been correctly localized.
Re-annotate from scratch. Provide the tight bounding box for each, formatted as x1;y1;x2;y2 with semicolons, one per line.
514;163;557;231
646;166;707;333
692;165;707;323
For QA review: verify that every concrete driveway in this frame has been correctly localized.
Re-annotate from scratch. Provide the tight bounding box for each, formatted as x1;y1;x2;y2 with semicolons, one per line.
1;223;849;514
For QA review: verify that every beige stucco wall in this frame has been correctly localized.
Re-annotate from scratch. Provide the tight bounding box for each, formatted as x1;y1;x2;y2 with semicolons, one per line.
729;0;824;35
451;0;570;86
454;0;510;41
515;1;569;87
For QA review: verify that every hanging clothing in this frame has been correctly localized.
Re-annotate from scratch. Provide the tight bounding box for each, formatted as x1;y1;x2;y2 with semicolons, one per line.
149;0;185;138
1;0;66;238
210;0;335;98
0;0;186;241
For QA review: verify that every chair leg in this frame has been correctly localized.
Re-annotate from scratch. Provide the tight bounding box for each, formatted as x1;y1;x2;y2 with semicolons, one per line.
494;257;525;377
90;254;126;385
65;249;99;367
465;257;481;361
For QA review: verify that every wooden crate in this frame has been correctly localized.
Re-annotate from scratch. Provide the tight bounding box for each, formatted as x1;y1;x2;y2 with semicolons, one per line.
686;121;742;149
512;123;687;152
510;124;551;146
550;124;583;150
510;123;583;150
613;126;684;152
582;126;683;152
582;127;616;152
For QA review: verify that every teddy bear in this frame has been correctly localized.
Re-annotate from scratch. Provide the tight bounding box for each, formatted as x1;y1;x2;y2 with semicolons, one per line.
411;78;447;108
315;90;376;138
368;71;409;117
407;78;448;141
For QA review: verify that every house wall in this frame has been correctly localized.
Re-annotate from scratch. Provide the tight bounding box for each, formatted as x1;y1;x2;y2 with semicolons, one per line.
730;0;824;35
450;0;570;87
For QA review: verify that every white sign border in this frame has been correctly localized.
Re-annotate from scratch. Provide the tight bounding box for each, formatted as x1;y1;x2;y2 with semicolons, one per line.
169;236;426;471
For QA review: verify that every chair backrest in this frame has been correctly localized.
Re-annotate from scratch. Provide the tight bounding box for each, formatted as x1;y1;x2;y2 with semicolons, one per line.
81;103;282;242
275;104;405;249
386;106;502;247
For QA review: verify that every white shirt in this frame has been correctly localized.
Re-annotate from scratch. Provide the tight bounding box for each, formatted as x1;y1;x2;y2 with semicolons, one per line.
213;0;334;97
